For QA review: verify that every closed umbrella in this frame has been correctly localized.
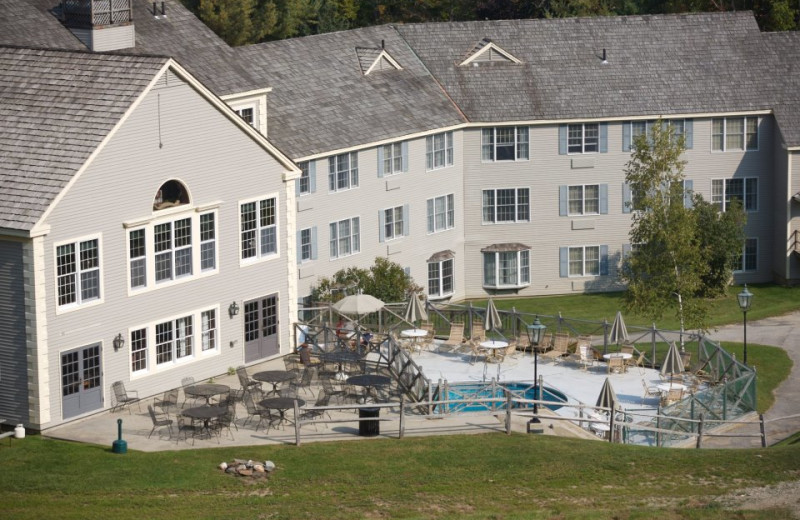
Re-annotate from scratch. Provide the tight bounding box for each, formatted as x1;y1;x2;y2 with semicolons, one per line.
595;377;618;411
484;299;502;333
660;341;685;378
404;292;428;327
608;311;629;345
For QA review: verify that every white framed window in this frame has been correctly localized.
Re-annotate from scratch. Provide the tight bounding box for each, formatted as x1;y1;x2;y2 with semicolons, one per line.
300;228;312;262
382;205;405;241
625;119;687;151
568;246;600;277
483;249;530;288
129;305;219;376
328;152;358;192
299;161;310;195
481;127;529;161
568;123;599;154
127;209;218;292
330;216;360;259
240;196;278;262
379;142;407;176
734;238;758;272
568;185;599;215
712;117;758;151
55;237;101;308
426;131;454;170
711;178;758;212
428;258;454;298
234;106;255;126
427;194;455;233
482;188;530;223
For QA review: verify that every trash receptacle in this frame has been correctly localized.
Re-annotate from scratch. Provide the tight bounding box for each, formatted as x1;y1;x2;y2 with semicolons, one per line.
359;407;380;437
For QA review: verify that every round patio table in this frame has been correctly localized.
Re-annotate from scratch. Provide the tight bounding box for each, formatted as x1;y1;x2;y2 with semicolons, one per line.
184;383;230;405
182;405;227;437
320;351;363;380
346;374;391;403
259;397;306;427
253;370;296;394
480;340;508;361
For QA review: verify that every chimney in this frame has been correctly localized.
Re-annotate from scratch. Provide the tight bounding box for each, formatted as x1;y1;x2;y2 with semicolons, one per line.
61;0;135;52
601;48;608;64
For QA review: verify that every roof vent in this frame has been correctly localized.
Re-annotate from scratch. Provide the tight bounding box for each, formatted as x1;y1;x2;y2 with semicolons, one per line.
153;2;167;18
601;48;608;65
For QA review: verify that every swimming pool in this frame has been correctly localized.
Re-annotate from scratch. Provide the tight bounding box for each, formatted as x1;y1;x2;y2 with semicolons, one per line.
440;381;568;413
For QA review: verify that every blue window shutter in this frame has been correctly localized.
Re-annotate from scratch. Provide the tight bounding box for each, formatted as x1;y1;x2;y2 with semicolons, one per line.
622;183;632;214
378;210;385;243
296;230;302;264
599;184;608;214
622;243;631;258
558;125;567;155
328;157;335;192
377;146;384;178
684;180;694;209
426;199;434;233
295;177;301;197
622;122;631;152
401;141;409;172
684;119;693;149
599;123;608;153
311;226;318;260
559;247;568;277
559;185;568;216
403;204;410;236
600;245;609;275
309;160;316;193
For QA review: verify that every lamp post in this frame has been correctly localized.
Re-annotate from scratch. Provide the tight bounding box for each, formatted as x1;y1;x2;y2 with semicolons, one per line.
526;316;547;434
737;285;753;365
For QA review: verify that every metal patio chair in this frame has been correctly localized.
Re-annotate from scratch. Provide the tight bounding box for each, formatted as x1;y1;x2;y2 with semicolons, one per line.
111;381;141;414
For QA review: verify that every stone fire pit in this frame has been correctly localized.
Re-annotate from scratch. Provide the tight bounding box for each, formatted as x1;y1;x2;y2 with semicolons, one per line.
220;459;276;479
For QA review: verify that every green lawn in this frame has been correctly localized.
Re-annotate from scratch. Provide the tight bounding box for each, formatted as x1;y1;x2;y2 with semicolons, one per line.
1;434;798;519
477;283;800;331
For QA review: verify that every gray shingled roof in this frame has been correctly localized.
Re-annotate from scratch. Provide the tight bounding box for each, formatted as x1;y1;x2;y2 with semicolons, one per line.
237;25;465;158
0;47;167;231
762;31;800;147
395;12;774;122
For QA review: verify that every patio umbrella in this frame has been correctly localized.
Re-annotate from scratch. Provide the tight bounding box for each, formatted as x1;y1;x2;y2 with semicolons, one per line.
484;298;502;333
332;293;385;316
404;292;428;327
660;341;685;378
595;377;618;411
608;311;629;344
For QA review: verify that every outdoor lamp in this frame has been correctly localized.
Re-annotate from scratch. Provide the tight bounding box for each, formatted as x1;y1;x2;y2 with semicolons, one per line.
228;301;240;318
737;285;753;365
526;316;547;434
113;333;125;352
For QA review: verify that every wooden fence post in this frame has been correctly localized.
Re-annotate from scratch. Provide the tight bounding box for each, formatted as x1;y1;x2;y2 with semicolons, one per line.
695;413;704;449
505;392;512;434
294;400;301;446
608;410;615;443
759;414;767;447
399;396;405;439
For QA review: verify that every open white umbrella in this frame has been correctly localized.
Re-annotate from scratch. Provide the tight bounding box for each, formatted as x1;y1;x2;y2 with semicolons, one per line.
332;293;385;316
595;377;618;411
608;311;629;344
660;341;685;378
484;299;502;333
404;292;428;327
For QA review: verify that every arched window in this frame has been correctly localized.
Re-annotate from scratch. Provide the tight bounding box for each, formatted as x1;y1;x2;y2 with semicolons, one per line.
153;180;189;211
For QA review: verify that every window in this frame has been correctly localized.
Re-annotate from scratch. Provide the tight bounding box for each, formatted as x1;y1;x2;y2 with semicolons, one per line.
624;119;689;151
153;179;189;211
235;107;254;126
299;161;310;194
155;315;193;366
482;127;529;161
734;238;758;272
56;238;100;307
381;205;405;241
328;152;358;192
427;194;455;233
568;246;600;276
201;309;217;351
482;188;530;223
131;328;147;373
568;123;599;154
199;213;215;271
330;217;360;259
568;185;599;215
712;178;758;211
154;217;192;282
379;142;407;176
129;229;146;289
428;258;454;298
300;228;312;261
240;197;277;260
712;117;758;151
426;131;454;170
483;249;530;288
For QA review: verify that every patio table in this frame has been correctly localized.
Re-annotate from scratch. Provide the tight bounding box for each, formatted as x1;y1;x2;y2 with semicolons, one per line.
401;329;428;352
259;397;306;427
320;351;363;380
184;383;230;405
480;340;508;361
253;370;296;395
182;405;226;438
346;374;391;402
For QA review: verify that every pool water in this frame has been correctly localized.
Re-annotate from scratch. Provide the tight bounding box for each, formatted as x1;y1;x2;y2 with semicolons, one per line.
441;382;568;413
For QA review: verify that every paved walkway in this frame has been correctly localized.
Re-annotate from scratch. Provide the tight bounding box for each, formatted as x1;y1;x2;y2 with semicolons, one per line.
698;311;800;447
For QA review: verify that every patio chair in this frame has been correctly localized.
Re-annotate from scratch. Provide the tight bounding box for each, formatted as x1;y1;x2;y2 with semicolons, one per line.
680;352;692;371
620;344;635;356
572;345;594;371
515;332;531;354
321;376;347;404
296;366;317;397
661;388;683;407
175;414;199;445
541;333;570;363
607;356;625;374
502;341;519;361
632;351;647;375
111;381;141;413
280;382;300;399
147;405;174;439
299;390;331;431
242;391;275;431
154;388;179;417
536;332;553;352
212;408;236;441
437;323;464;353
237;365;263;395
468;342;487;365
181;377;199;407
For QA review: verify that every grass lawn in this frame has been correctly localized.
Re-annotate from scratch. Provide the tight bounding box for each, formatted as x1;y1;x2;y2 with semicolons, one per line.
1;434;798;519
477;283;800;331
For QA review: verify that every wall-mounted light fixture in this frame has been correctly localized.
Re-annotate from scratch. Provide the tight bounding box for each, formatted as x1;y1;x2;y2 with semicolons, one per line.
113;333;125;352
228;301;240;318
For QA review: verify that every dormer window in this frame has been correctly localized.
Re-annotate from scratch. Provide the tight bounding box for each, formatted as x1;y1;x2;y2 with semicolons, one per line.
154;180;189;211
357;46;402;75
460;38;521;66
